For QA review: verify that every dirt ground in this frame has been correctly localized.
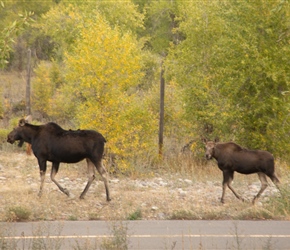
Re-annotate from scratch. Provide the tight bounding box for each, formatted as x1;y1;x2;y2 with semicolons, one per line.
0;150;287;222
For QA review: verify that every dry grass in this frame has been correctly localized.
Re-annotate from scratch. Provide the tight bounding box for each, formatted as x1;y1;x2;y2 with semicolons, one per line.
0;149;289;222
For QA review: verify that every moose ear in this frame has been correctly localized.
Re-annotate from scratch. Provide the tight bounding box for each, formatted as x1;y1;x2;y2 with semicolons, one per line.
25;115;32;123
19;119;27;127
214;137;219;143
201;137;208;144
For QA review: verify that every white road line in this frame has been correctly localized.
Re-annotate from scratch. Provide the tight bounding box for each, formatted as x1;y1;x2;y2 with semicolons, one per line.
3;234;290;240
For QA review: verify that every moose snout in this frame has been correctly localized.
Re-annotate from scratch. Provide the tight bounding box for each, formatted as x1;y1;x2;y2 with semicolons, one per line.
205;153;212;160
7;137;14;144
7;134;15;144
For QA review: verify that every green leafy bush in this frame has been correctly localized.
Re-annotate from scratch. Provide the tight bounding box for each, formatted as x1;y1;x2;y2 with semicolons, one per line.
6;206;31;222
127;208;142;220
0;129;8;144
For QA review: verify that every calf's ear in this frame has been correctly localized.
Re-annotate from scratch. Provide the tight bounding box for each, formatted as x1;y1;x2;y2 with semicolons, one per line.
214;137;219;143
19;119;26;126
201;137;208;144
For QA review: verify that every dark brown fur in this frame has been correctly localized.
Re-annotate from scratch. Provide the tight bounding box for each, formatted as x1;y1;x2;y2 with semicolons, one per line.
203;139;280;204
7;119;111;201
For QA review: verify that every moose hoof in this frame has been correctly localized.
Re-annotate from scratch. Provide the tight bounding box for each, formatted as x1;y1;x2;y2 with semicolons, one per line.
107;198;112;202
252;195;261;205
63;188;70;197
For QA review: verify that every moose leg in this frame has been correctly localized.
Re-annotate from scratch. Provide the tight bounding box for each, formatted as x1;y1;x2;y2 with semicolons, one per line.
252;172;268;204
95;160;111;202
50;162;71;197
38;170;46;198
37;159;47;197
222;171;244;203
221;171;229;203
270;173;281;197
269;173;280;186
79;159;96;199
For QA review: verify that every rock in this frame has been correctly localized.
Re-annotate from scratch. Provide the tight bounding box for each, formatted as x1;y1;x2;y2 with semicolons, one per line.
110;179;120;184
148;182;159;188
178;188;187;197
157;212;166;219
179;191;187;197
151;206;158;211
184;179;193;185
158;180;168;187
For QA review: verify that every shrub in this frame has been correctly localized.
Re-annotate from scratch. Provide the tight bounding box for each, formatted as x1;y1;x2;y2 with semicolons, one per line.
100;221;128;250
169;210;199;220
6;206;31;222
127;208;142;220
265;185;290;219
0;129;8;144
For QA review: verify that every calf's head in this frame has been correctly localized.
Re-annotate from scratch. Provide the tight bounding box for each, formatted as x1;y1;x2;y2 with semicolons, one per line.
202;138;218;160
7;118;27;145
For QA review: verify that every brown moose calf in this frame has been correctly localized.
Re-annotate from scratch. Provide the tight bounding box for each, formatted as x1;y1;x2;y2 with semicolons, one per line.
203;139;280;204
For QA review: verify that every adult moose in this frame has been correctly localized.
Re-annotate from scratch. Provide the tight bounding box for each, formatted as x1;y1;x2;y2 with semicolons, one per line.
7;118;111;202
203;139;280;204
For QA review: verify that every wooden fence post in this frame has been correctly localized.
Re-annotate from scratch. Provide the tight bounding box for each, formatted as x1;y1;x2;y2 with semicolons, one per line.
26;48;31;115
158;61;165;159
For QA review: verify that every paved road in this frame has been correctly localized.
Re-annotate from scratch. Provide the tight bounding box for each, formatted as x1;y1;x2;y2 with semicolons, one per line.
1;220;290;249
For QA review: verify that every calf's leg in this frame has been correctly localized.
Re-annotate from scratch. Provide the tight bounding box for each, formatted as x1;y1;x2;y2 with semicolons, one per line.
267;163;280;190
50;162;71;197
252;172;268;204
222;171;244;203
269;173;280;186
